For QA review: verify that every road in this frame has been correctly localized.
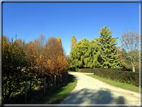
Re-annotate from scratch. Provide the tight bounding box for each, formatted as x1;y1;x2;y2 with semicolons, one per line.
57;71;140;106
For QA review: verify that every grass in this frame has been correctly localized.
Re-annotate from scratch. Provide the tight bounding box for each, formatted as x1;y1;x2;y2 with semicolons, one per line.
2;73;77;104
28;73;77;104
86;74;139;93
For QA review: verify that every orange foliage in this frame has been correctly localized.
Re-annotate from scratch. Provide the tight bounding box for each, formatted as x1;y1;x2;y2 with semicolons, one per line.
42;55;69;76
41;36;68;76
118;49;123;60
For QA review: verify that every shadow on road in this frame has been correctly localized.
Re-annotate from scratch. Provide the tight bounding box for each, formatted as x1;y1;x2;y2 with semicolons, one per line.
60;88;125;104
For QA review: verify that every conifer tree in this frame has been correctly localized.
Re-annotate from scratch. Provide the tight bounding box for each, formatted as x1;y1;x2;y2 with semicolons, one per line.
69;38;101;68
94;25;121;68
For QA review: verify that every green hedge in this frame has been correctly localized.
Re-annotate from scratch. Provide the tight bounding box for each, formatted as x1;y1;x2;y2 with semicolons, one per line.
78;68;94;73
93;68;139;87
99;68;139;72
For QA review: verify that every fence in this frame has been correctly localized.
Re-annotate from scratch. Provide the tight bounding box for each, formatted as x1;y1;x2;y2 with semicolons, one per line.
24;71;68;104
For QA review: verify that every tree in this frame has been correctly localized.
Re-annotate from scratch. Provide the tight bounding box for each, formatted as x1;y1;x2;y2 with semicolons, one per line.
44;36;68;76
46;36;65;59
69;37;101;68
56;36;62;44
120;30;139;72
70;35;77;52
33;34;46;58
2;34;69;102
94;25;122;68
2;35;29;101
69;38;89;68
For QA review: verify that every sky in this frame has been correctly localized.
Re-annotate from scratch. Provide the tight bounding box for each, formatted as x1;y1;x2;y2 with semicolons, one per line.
3;3;139;55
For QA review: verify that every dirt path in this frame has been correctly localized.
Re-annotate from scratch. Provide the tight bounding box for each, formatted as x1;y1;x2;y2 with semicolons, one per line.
58;71;140;106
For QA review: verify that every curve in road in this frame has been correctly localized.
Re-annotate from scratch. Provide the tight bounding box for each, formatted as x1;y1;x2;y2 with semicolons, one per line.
58;71;140;105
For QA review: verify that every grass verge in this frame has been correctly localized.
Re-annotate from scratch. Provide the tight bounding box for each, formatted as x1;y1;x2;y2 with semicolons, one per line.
28;73;77;104
86;74;139;93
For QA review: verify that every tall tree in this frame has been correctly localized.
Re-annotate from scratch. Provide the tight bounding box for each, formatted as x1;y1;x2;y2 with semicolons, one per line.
70;35;77;52
120;30;139;72
46;36;65;59
56;36;62;44
2;35;29;101
69;37;101;68
33;33;46;58
44;36;68;75
94;25;122;68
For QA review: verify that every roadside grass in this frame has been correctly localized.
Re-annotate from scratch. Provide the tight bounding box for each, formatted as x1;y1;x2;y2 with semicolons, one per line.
86;74;139;93
28;73;77;104
2;73;77;104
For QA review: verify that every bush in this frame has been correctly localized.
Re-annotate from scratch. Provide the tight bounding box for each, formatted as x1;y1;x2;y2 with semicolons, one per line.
75;67;78;72
93;68;139;87
69;67;75;71
79;68;94;73
78;69;81;72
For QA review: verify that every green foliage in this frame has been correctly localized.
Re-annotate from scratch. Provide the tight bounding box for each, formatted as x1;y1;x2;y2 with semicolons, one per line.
93;68;139;87
78;69;81;72
79;68;94;73
93;25;122;68
75;67;78;72
69;38;101;68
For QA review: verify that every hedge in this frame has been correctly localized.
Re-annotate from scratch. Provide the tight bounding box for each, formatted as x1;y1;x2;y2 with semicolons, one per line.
93;68;139;87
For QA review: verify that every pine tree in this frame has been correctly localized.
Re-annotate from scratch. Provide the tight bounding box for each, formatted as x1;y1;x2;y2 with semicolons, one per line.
94;25;121;68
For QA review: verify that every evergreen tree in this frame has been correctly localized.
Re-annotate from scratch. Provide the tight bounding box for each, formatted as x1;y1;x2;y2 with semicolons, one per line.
69;38;101;68
94;25;121;68
89;40;102;68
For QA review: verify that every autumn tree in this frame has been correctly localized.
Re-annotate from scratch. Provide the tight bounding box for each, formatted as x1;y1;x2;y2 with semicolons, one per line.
33;34;46;58
56;36;62;44
42;36;68;76
70;35;77;52
94;25;122;68
2;35;29;101
46;36;65;59
120;30;139;72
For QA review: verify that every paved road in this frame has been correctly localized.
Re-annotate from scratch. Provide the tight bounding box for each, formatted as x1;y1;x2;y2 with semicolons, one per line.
57;71;140;106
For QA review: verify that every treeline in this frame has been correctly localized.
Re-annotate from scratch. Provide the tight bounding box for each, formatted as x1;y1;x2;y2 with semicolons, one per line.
2;34;69;101
69;25;139;72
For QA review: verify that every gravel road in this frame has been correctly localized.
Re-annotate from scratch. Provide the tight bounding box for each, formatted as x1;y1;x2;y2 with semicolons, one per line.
57;71;140;106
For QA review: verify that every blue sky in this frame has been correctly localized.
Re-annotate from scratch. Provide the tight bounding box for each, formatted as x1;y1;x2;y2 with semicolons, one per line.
3;3;139;55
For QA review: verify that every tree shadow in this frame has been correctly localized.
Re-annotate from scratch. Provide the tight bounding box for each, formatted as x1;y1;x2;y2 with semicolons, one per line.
3;73;75;104
60;88;126;104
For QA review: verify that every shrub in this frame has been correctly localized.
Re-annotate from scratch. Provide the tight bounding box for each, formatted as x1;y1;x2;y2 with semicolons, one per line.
93;68;139;87
75;67;78;72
